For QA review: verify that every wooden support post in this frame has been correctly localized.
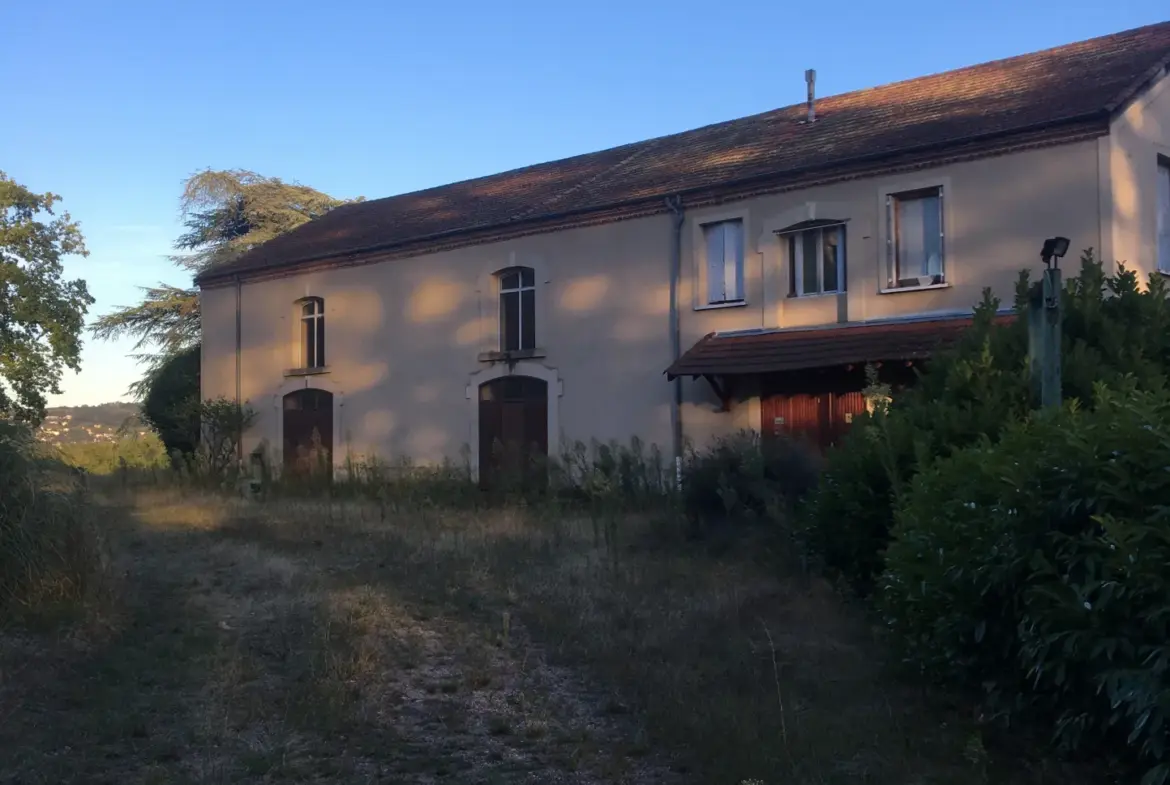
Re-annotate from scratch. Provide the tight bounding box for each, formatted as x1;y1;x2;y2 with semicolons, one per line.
1028;267;1062;408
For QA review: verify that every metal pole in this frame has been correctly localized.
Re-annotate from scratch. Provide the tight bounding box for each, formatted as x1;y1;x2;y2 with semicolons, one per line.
1028;265;1062;408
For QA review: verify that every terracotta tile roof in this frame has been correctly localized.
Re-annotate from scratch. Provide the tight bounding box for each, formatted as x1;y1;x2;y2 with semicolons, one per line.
198;21;1170;285
665;314;1017;378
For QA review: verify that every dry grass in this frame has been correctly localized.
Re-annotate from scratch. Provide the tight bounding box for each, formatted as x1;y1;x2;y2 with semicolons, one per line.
0;488;1103;784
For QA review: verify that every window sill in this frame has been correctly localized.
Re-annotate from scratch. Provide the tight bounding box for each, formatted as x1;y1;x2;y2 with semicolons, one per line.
284;366;331;377
477;348;547;363
694;300;747;311
786;291;843;300
878;282;951;295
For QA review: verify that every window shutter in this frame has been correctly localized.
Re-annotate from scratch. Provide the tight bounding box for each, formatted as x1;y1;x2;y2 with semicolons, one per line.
705;223;725;303
1158;163;1170;273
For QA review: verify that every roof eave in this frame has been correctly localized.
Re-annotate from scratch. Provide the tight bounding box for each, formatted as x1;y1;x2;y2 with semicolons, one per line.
196;115;1110;288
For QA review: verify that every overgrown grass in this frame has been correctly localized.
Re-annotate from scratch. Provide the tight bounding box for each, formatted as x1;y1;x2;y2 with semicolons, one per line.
6;478;1098;784
0;421;109;624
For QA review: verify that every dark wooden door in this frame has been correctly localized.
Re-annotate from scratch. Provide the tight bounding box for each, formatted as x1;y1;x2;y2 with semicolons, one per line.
478;376;548;489
283;388;333;478
831;392;869;445
762;393;838;451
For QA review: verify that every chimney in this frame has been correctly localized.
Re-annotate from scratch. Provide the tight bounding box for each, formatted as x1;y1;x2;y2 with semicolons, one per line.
805;68;817;123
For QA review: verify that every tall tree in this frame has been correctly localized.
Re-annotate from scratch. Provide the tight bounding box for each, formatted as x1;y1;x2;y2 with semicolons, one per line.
0;172;92;424
92;169;357;387
92;169;357;453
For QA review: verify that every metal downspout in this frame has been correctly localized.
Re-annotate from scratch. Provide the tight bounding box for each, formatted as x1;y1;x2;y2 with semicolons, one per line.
665;196;684;489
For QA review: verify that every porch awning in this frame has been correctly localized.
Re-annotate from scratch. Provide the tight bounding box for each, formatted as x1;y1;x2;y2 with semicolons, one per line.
665;313;1013;379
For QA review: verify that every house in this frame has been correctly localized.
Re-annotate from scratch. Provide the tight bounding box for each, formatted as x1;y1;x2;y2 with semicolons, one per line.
196;21;1170;479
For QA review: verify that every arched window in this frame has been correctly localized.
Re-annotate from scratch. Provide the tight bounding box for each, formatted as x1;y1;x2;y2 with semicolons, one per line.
300;297;326;368
497;267;535;352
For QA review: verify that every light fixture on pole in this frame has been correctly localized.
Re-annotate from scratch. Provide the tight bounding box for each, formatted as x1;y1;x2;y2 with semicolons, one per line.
1040;236;1070;268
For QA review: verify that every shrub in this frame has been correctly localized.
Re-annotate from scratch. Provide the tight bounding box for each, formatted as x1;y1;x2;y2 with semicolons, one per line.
0;420;105;621
802;251;1170;595
879;385;1170;781
56;431;169;474
681;429;820;531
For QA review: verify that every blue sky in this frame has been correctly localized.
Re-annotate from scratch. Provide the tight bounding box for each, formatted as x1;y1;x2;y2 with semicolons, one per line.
2;1;1165;406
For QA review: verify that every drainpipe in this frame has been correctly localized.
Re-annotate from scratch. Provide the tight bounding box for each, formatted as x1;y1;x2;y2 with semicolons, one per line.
234;274;243;468
665;195;684;489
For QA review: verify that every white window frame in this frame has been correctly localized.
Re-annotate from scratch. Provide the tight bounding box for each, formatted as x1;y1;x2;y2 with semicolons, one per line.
498;267;536;352
701;219;745;306
300;297;325;368
1158;158;1170;274
780;222;846;297
885;186;946;291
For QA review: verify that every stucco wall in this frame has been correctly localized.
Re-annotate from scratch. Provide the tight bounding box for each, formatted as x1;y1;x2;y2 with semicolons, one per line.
201;215;677;468
676;138;1105;445
203;136;1110;468
1108;72;1170;276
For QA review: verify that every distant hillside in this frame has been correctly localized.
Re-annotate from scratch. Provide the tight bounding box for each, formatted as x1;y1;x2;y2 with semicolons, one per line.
38;402;150;444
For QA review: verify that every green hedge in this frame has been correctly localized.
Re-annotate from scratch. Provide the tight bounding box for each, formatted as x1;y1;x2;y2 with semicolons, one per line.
880;386;1170;782
801;252;1170;595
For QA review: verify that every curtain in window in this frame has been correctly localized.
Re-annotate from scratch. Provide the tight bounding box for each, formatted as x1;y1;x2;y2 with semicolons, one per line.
823;227;841;292
1158;163;1170;273
896;193;942;281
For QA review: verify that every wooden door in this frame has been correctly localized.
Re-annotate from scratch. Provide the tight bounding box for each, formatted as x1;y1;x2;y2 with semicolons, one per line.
831;392;869;445
478;376;548;489
283;388;333;478
762;393;835;451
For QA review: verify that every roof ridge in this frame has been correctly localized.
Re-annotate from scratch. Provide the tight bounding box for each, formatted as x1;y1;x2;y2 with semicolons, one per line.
198;20;1170;285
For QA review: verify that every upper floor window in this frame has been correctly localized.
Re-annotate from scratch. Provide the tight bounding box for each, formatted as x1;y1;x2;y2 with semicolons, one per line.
786;222;846;296
1158;159;1170;274
300;297;325;368
499;267;535;351
702;219;744;305
886;187;944;289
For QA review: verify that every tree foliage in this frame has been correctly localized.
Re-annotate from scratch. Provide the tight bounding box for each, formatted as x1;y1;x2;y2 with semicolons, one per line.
0;172;92;424
140;344;200;459
90;169;358;394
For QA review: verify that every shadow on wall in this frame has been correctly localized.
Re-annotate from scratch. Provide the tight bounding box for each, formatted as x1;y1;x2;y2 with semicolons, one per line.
227;126;1113;468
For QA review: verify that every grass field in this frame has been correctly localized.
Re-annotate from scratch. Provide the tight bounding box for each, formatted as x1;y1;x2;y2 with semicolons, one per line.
0;488;1104;784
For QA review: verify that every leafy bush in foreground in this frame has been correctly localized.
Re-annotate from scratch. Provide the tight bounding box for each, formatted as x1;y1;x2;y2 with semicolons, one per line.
802;252;1170;595
880;385;1170;782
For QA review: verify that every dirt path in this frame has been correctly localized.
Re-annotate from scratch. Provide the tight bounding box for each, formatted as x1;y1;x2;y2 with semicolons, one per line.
0;497;686;784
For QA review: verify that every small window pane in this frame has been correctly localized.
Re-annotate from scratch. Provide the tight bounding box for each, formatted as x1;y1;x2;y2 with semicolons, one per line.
501;291;520;351
302;301;315;317
801;231;818;295
921;194;942;278
520;267;534;288
520;288;535;349
501;271;520;290
823;228;840;293
315;316;326;367
304;320;316;367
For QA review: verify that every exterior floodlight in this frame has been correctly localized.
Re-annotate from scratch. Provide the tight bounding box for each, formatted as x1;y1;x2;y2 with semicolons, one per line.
1041;236;1070;267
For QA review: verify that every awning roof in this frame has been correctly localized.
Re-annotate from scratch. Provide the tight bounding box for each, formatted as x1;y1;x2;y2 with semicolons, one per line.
665;314;1014;379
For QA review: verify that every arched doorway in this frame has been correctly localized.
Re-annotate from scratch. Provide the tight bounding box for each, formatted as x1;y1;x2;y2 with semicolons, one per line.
283;388;333;478
478;375;548;489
